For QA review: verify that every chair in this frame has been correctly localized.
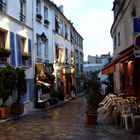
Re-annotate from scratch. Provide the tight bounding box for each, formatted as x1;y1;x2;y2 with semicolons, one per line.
120;103;134;130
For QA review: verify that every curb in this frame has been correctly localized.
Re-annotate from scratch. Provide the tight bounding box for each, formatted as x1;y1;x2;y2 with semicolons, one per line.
0;96;76;124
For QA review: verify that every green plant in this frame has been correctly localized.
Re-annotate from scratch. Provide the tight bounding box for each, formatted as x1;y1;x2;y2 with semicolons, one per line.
15;68;27;102
36;14;42;21
0;48;11;58
44;19;50;27
22;52;30;60
84;71;103;114
0;65;17;106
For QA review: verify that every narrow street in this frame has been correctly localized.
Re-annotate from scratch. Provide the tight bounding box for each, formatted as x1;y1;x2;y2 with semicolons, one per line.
0;96;140;140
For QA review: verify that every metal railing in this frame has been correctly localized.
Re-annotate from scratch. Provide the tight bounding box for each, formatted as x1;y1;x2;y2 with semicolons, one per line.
19;13;26;23
0;1;6;12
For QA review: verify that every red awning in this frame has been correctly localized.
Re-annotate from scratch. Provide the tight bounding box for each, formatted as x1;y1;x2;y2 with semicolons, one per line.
102;46;134;74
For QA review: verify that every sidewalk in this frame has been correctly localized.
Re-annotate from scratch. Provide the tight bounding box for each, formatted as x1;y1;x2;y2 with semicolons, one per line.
0;93;84;124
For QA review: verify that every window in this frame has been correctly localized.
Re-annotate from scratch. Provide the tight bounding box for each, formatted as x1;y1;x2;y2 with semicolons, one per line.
0;31;9;64
65;24;68;39
60;19;63;35
44;6;48;20
44;6;50;27
114;36;116;49
55;16;59;33
20;37;26;53
20;0;26;22
36;34;41;57
55;44;59;63
44;39;48;58
0;31;6;49
131;8;136;17
65;48;68;63
118;32;120;46
36;0;41;14
0;0;6;12
58;48;64;63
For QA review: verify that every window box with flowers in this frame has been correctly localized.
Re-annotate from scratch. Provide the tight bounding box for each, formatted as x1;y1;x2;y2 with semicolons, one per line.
44;19;50;28
22;52;30;65
36;14;42;22
0;48;11;63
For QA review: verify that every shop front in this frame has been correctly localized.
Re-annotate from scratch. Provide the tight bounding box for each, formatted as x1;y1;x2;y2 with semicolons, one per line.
102;45;140;97
35;62;54;108
54;65;75;99
61;67;75;98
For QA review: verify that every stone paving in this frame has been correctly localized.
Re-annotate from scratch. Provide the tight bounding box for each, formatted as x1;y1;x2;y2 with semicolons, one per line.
0;96;140;140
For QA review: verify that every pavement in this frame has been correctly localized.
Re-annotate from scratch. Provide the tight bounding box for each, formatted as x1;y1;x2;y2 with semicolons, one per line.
0;93;140;140
0;92;84;124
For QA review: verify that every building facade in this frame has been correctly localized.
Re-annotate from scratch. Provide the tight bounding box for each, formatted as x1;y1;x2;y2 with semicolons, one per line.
0;0;83;114
73;28;84;93
0;0;34;113
51;2;75;97
102;0;140;97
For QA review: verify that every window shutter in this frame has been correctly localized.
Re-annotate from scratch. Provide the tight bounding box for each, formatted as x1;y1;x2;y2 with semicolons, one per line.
16;34;22;66
28;39;32;67
10;32;16;67
29;79;34;101
20;95;26;103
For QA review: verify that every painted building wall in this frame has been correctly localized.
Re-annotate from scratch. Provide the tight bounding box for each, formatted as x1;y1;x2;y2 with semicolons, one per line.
0;0;34;113
111;0;140;93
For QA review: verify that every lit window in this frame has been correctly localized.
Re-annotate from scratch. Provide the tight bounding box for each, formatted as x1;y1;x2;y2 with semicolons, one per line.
44;39;48;58
36;34;41;57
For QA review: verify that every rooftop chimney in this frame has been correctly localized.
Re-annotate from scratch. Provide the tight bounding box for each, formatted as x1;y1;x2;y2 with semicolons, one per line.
59;4;63;13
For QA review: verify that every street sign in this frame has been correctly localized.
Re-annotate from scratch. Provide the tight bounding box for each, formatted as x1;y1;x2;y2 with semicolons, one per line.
134;50;140;58
133;17;140;33
134;34;140;48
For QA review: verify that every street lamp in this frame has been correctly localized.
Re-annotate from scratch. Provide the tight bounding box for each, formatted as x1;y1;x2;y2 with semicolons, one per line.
34;32;47;45
40;32;47;43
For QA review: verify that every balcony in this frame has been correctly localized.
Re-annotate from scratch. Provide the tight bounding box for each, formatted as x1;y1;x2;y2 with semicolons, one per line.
19;13;26;23
0;1;6;12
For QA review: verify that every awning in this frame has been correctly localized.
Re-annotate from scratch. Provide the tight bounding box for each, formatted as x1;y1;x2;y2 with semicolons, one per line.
38;80;50;87
102;46;134;74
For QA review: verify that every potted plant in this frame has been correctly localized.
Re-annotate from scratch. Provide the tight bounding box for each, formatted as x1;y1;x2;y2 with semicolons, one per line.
44;19;50;27
83;71;103;125
22;52;30;60
11;68;27;115
0;65;17;119
22;52;30;65
36;14;42;21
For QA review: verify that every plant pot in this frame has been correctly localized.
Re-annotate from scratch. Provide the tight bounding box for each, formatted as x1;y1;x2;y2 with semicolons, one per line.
86;113;97;125
0;106;11;119
11;103;24;115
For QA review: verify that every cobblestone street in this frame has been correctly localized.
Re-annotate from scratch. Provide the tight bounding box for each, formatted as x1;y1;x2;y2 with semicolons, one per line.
0;96;140;140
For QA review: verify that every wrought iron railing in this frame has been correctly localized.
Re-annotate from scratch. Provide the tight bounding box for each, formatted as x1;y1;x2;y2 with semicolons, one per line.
19;13;26;22
0;1;6;12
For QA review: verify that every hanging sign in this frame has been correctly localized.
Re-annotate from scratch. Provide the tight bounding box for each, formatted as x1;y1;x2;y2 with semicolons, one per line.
134;34;140;49
134;49;140;58
133;17;140;33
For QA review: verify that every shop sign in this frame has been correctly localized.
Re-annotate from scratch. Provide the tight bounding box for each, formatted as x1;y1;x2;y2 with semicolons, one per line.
36;63;45;72
134;49;140;58
134;34;140;48
133;17;140;33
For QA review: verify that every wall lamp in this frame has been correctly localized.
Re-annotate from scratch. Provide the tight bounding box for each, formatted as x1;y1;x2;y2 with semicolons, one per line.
34;32;47;45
